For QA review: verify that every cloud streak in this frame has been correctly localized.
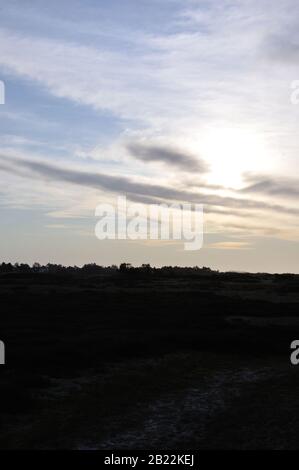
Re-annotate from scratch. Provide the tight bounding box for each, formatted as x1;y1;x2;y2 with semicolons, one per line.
241;174;299;199
1;154;299;219
126;142;208;172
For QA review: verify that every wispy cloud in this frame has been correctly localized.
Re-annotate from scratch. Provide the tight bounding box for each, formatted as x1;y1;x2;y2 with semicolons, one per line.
241;174;299;199
208;241;252;250
126;142;208;172
1;153;299;219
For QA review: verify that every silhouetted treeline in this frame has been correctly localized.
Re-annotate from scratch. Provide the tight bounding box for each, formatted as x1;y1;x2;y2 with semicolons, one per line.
0;261;297;280
0;261;213;276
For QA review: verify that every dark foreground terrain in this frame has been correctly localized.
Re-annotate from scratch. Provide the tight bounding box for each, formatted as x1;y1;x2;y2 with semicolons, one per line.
1;264;299;449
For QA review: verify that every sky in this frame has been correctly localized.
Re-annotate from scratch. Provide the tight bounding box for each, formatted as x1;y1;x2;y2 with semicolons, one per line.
0;0;299;272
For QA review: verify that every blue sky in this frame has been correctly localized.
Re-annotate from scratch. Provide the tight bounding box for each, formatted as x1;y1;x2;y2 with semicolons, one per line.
0;0;299;271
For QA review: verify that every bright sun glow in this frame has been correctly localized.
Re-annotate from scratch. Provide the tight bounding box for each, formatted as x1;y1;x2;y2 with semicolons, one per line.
199;127;270;189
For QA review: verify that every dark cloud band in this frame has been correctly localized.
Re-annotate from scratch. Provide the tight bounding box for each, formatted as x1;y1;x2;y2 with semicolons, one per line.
126;142;209;173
